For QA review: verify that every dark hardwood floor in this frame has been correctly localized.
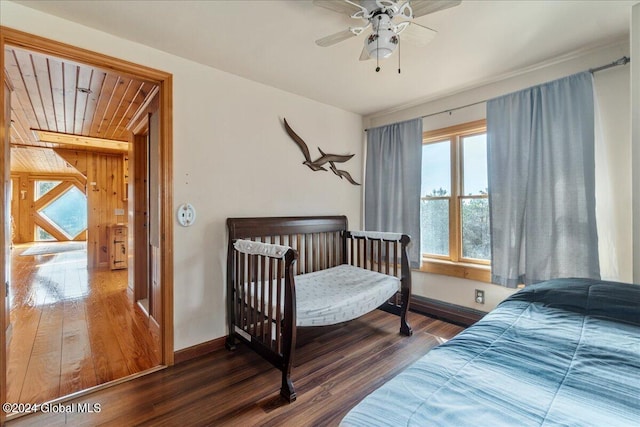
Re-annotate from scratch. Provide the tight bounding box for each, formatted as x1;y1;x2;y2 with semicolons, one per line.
7;309;463;426
7;242;160;407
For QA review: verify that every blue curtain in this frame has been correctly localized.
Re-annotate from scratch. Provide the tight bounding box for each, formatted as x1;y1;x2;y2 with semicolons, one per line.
487;71;600;287
365;118;422;268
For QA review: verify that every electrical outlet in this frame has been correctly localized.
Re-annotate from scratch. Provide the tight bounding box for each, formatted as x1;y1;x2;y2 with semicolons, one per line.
475;289;485;304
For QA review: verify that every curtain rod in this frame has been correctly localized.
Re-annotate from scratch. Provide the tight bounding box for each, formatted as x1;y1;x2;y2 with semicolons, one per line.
365;56;631;130
588;56;630;73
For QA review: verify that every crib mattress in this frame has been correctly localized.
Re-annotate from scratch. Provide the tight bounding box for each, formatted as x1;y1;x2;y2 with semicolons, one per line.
295;264;399;327
244;264;400;327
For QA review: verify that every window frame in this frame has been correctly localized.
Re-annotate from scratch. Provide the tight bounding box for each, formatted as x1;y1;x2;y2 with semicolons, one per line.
33;178;87;241
419;119;491;282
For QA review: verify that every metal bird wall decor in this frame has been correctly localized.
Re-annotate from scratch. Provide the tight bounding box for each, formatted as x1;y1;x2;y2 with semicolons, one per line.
283;118;360;185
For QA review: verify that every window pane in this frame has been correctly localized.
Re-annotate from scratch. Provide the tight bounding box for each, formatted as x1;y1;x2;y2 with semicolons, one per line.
35;225;55;242
35;180;61;201
40;187;87;238
422;140;450;197
461;198;490;260
462;134;488;195
421;199;449;256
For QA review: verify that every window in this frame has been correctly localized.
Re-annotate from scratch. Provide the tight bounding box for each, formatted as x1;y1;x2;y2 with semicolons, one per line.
36;225;55;241
35;180;61;200
420;120;490;281
39;186;87;239
34;180;87;241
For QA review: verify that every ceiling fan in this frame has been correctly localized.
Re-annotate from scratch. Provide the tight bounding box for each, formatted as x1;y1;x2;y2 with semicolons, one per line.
313;0;461;71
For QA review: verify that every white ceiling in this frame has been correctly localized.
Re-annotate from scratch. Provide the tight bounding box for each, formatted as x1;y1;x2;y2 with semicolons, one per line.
13;0;637;116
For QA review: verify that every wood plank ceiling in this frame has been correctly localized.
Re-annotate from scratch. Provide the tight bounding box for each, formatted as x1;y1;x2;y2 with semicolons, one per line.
4;46;157;174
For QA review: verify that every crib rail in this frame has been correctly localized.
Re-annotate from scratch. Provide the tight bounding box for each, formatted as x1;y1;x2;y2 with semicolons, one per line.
227;216;348;276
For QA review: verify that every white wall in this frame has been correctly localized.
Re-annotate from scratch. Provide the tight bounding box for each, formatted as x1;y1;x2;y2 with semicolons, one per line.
365;40;632;311
632;3;640;283
0;2;364;350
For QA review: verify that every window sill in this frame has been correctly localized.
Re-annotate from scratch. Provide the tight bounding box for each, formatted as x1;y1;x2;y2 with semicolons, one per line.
416;259;491;283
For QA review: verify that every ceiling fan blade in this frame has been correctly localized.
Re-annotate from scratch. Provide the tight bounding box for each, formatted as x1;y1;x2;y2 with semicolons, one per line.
312;0;363;16
409;0;462;18
399;22;437;47
315;28;358;47
359;46;371;61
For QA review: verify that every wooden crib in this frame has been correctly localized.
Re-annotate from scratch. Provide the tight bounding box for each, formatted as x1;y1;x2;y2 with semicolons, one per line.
225;216;412;402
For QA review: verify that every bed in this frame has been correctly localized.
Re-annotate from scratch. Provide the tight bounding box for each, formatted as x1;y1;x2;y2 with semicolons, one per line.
341;278;640;426
225;216;413;402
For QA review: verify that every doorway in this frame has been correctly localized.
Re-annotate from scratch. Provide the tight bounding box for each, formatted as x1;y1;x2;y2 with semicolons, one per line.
0;27;174;419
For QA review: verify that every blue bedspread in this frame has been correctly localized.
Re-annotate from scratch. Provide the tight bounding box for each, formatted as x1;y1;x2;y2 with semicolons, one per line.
341;278;640;426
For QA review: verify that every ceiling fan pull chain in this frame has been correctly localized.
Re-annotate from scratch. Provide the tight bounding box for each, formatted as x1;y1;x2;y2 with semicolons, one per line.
376;15;381;72
398;35;401;74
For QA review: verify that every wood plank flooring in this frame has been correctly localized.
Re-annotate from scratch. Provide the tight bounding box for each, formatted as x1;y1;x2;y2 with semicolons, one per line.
6;242;160;406
7;310;463;426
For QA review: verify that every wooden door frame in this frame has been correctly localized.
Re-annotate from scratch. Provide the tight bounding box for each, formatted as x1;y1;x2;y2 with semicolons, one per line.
0;27;174;422
1;53;11;427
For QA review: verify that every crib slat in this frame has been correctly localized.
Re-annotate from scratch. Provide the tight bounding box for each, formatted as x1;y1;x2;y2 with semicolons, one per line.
301;234;307;274
393;242;398;277
377;239;382;273
288;235;294;275
362;238;366;268
352;238;357;267
368;239;374;271
309;233;314;272
247;253;253;332
332;231;336;266
252;255;259;336
319;233;324;271
261;255;267;342
323;233;328;269
330;232;335;267
350;237;355;266
234;251;240;327
276;259;283;354
267;257;273;348
385;241;390;275
238;252;245;330
312;233;318;272
297;235;303;275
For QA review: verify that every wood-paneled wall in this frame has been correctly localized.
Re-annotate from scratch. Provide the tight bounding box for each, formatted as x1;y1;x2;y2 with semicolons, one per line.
57;149;128;268
11;149;127;269
10;172;86;243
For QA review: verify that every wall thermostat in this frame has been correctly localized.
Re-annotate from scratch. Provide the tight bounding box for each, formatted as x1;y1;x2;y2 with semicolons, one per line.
177;203;196;227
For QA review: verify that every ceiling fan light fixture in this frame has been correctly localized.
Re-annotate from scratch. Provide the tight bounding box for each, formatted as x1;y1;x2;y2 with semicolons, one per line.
365;29;398;59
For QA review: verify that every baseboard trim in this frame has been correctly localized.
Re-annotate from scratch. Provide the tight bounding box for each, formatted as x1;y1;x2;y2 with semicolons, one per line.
174;336;227;365
410;295;487;327
174;298;484;363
